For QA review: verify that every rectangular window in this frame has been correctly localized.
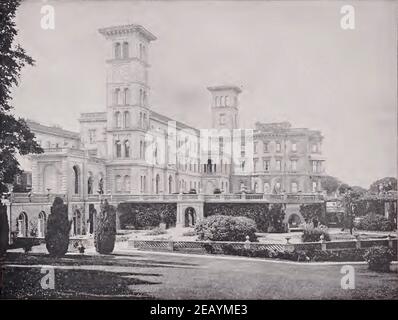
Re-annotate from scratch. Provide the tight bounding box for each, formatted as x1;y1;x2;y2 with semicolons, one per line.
219;113;226;125
254;142;258;154
312;161;317;173
276;160;282;171
263;160;270;171
291;143;297;152
276;142;281;153
291;160;297;171
89;129;96;144
263;142;269;153
253;158;258;172
312;144;318;153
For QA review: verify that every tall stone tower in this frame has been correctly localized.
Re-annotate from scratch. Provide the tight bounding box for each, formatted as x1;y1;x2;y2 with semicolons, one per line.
99;24;156;193
208;85;241;130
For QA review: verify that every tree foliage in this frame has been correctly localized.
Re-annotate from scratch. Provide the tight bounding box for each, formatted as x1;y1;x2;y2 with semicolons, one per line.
45;197;71;257
320;175;340;195
369;177;397;193
0;0;43;192
95;199;116;254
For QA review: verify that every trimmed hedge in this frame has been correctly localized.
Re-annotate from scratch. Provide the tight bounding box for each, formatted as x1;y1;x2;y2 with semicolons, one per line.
364;246;394;272
118;203;176;229
202;243;370;262
204;203;286;233
302;226;331;242
45;197;71;257
356;213;396;232
195;215;258;242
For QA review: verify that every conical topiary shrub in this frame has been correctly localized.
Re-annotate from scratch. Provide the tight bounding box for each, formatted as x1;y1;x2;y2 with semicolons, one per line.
95;199;116;254
45;197;71;257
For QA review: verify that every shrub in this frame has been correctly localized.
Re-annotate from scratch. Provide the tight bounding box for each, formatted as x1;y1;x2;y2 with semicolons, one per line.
95;199;116;254
45;197;71;257
303;249;366;262
357;213;395;232
204;203;285;233
364;246;394;272
301;226;331;242
146;227;167;236
195;215;257;242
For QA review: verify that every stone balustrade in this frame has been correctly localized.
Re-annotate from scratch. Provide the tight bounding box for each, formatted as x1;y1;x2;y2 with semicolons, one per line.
7;192;325;204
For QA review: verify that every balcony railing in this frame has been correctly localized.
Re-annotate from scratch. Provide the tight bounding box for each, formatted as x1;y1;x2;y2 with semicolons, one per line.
7;192;325;204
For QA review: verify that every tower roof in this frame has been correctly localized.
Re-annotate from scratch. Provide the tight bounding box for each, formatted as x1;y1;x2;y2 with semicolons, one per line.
98;24;157;41
207;85;242;94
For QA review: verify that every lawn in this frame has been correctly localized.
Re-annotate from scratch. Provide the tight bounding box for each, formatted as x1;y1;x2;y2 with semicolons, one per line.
1;249;397;299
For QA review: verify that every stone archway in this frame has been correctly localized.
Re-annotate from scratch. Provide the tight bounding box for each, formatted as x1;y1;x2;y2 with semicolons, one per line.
288;213;302;228
184;207;196;227
37;211;47;238
17;212;28;237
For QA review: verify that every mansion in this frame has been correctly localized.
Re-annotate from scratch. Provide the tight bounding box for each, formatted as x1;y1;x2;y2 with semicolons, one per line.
19;24;326;200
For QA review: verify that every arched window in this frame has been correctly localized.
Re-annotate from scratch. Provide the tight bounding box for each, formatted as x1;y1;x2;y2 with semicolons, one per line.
143;113;147;128
113;88;119;105
264;182;270;194
124;140;130;158
254;182;258;193
143;91;147;106
168;175;173;194
124;175;131;193
98;173;104;194
115;140;122;158
220;96;224;106
17;212;28;237
139;112;143;127
115;175;122;193
155;174;160;194
122;42;129;59
73;165;80;194
123;88;129;105
114;42;121;59
140;140;143;159
37;211;47;237
114;111;121;128
87;172;94;195
139;43;143;60
123;111;130;128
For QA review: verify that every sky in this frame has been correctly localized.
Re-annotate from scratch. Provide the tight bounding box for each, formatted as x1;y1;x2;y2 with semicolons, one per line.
11;0;397;189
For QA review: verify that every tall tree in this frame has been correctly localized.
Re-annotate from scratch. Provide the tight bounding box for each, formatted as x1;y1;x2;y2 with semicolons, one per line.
369;177;397;194
0;0;43;193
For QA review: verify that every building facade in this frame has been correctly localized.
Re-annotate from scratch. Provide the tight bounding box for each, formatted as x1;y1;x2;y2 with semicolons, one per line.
21;24;326;201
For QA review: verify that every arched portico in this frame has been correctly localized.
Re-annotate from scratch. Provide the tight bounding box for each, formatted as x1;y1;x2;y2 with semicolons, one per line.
176;202;204;227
